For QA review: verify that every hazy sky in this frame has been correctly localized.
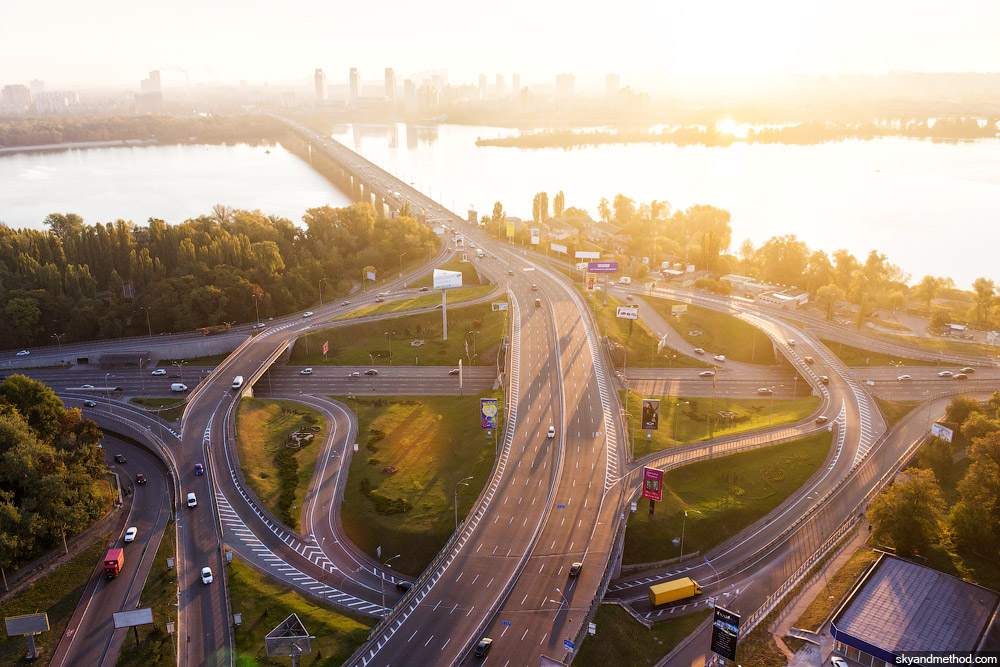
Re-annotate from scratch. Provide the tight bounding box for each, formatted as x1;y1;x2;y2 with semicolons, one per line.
4;0;999;89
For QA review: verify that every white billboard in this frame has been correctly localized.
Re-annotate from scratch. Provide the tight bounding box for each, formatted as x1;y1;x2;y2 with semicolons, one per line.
433;226;445;235
616;306;639;320
531;228;540;245
491;302;509;311
931;422;954;443
433;269;463;290
550;243;567;254
576;251;600;259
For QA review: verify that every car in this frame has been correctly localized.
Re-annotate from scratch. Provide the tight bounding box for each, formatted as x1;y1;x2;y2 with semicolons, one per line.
364;369;379;376
508;270;514;276
81;384;95;389
114;454;127;464
693;348;705;355
608;280;617;286
820;375;830;384
714;354;726;362
300;368;313;375
448;369;460;375
954;373;968;380
434;304;442;309
816;416;829;424
699;370;715;377
16;350;29;356
375;297;385;303
804;356;814;364
938;370;953;377
187;492;198;507
547;426;556;438
348;371;361;377
757;387;773;395
788;339;797;346
136;473;146;485
84;400;97;407
302;311;314;318
626;294;635;301
124;527;138;543
395;581;412;592
897;375;912;381
569;562;583;577
418;287;429;292
194;463;204;476
531;284;538;291
341;300;350;306
474;638;493;658
201;567;214;584
151;368;166;376
960;367;975;373
831;657;849;667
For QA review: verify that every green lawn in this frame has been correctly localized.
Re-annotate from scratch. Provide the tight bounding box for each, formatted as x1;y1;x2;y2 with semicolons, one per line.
873;397;919;428
116;522;178;667
292;300;507;367
129;397;186;422
622;391;821;458
157;352;233;367
583;289;708;369
574;606;710;667
338;392;500;576
792;546;877;632
0;540;106;664
340;284;496;318
234;398;327;531
229;559;373;667
623;432;832;565
819;339;937;367
646;297;777;365
875;331;998;358
409;254;482;289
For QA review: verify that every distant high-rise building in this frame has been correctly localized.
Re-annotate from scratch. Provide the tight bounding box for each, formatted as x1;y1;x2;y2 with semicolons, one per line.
29;79;45;96
349;68;360;102
404;79;417;113
35;91;79;113
556;73;575;98
431;74;444;92
606;73;620;98
478;74;487;99
281;91;296;107
495;74;504;98
2;84;32;108
314;69;327;102
384;68;397;102
511;74;520;96
149;70;161;92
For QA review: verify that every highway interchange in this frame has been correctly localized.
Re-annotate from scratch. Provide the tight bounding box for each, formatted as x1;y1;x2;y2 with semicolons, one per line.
4;121;998;667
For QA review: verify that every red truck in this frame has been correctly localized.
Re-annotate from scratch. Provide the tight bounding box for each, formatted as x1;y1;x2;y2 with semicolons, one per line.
103;548;124;579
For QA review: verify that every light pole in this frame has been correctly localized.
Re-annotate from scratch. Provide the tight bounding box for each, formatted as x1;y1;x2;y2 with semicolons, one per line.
550;587;570;616
380;554;401;613
138;306;153;339
674;400;689;444
51;332;66;354
454;476;473;530
399;251;407;279
319;278;327;308
384;331;395;366
768;386;776;427
368;353;379;391
466;330;479;364
105;372;114;415
172;359;187;384
679;509;701;559
252;293;261;329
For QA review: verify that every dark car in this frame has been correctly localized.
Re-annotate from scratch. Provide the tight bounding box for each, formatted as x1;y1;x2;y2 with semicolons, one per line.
84;400;97;407
195;463;204;476
364;369;379;376
114;454;127;464
569;562;583;577
395;581;411;592
954;373;968;380
474;638;493;658
448;369;460;376
418;287;429;292
136;473;147;484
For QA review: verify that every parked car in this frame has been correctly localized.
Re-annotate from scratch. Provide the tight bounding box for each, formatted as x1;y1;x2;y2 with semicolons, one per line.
136;473;146;485
364;369;379;376
151;368;166;376
124;527;138;543
201;567;214;584
300;368;313;375
699;370;715;377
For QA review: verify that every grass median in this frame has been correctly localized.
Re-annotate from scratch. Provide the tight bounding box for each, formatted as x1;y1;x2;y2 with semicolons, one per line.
0;540;106;664
646;297;777;365
116;521;178;667
623;431;832;565
339;391;501;577
409;254;482;289
819;339;936;366
129;397;186;422
341;284;496;318
622;390;821;458
292;300;507;367
234;398;327;531
574;605;710;667
157;353;233;367
229;559;372;667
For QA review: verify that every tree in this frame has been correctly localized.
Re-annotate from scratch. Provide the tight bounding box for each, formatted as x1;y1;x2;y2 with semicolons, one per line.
532;192;549;222
597;198;611;223
0;375;65;442
684;205;732;272
950;431;1000;558
868;467;945;556
962;412;1000;441
972;278;995;327
816;284;846;321
491;202;505;238
43;212;84;238
914;275;940;313
757;234;808;286
553;191;565;218
945;395;983;425
738;239;756;274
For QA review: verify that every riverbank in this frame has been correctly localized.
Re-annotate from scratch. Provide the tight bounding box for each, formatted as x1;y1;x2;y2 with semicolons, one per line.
0;138;159;155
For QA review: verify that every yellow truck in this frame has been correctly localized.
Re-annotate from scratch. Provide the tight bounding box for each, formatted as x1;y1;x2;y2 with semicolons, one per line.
649;577;702;606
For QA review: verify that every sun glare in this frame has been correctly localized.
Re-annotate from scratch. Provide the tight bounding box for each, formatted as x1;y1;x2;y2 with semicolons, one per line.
716;119;750;139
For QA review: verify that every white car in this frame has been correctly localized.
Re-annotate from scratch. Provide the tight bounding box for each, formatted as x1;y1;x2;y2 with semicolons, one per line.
151;368;166;376
699;370;715;377
124;527;138;543
201;567;214;584
300;368;313;375
757;387;773;395
937;370;953;377
693;348;705;355
82;384;94;389
302;311;314;318
788;339;797;346
348;371;360;377
547;426;556;438
714;355;726;362
897;374;912;381
16;350;29;356
831;657;848;667
187;492;198;508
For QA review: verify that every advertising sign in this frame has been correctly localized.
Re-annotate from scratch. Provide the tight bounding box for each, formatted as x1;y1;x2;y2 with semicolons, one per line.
576;251;601;259
492;302;509;311
433;226;445;235
588;261;619;274
456;235;465;249
616;306;639;320
641;466;663;502
641;399;660;430
671;304;688;316
576;262;589;271
506;220;516;238
531;228;540;245
366;271;377;281
322;341;329;356
585;273;597;292
433;269;463;290
710;606;741;662
481;398;499;430
551;243;568;254
931;422;954;443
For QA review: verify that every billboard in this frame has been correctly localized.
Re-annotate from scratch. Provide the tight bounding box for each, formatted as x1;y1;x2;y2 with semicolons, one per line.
588;261;619;274
433;269;463;290
671;304;688;316
506;220;516;238
433;226;445;235
551;243;568;254
366;270;377;281
710;606;741;661
481;398;499;429
322;341;329;356
531;228;540;245
931;422;954;443
641;399;660;430
576;251;601;259
585;273;597;292
492;302;509;311
641;467;663;502
616;306;638;320
456;235;465;249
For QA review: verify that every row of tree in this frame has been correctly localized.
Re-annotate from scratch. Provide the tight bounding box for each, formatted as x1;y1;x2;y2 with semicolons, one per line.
0;203;438;346
0;375;108;577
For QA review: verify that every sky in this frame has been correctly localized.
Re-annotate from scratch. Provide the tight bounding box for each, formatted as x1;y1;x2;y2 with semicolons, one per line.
3;0;999;90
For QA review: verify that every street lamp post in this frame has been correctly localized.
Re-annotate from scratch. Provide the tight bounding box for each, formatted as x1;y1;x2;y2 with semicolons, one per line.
384;331;395;366
368;353;379;391
768;386;776;427
138;306;153;339
252;294;261;329
674;400;689;444
679;509;701;559
380;554;401;613
51;332;66;354
399;252;407;280
172;359;187;384
319;278;327;308
454;476;473;530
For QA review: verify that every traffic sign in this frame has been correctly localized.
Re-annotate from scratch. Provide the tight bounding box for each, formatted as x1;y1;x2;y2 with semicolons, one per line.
564;639;575;650
502;620;511;627
557;504;565;508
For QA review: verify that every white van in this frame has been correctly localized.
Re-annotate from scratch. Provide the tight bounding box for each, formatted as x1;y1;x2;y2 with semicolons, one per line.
187;492;197;507
170;383;188;392
231;376;244;390
619;276;632;284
